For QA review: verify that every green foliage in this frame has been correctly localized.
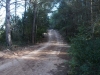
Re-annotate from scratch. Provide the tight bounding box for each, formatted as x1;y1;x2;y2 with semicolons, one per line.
36;9;49;42
94;18;100;37
9;7;49;44
50;0;100;75
0;26;5;43
22;8;33;42
51;0;78;42
69;36;100;75
11;16;23;42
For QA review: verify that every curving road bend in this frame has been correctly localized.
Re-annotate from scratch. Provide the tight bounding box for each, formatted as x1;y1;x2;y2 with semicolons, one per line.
0;29;70;75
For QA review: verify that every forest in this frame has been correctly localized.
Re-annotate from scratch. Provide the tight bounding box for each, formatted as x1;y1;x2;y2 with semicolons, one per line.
0;0;100;75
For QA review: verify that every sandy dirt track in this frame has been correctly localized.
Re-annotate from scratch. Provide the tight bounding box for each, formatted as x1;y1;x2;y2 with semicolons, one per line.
0;29;70;75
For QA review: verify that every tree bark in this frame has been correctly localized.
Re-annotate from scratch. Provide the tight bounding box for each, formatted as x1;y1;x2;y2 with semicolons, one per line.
91;0;94;35
25;0;27;13
22;0;27;41
6;0;12;47
32;0;37;44
15;0;17;23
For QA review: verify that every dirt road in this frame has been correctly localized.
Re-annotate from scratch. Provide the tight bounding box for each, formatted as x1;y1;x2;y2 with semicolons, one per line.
0;29;70;75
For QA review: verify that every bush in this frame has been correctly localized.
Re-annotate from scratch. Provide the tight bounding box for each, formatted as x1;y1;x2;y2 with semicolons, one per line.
69;36;100;75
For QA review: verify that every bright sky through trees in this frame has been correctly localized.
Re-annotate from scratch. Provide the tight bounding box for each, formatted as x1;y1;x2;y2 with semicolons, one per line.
48;3;59;17
0;0;25;26
0;0;59;26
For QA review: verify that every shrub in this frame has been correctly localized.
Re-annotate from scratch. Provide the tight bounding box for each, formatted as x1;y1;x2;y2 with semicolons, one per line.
69;36;100;75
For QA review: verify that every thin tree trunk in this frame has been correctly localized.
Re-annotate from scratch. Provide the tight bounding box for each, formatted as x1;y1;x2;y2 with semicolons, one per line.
91;0;94;35
15;0;17;23
25;0;27;13
6;0;12;47
22;0;27;41
32;0;37;44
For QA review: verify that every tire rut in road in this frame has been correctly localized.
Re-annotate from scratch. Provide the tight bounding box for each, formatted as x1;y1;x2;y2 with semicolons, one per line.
30;42;65;75
0;42;50;75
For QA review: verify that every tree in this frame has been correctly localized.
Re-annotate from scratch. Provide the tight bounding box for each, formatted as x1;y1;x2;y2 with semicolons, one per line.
6;0;12;47
50;0;100;75
30;0;59;44
31;0;37;44
15;0;17;23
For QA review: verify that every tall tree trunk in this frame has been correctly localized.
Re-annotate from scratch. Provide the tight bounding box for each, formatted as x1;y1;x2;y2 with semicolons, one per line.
32;0;37;44
22;0;27;41
15;0;17;23
6;0;12;47
25;0;27;13
91;0;94;35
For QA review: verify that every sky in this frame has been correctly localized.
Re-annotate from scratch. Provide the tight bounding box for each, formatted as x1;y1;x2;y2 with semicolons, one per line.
0;0;25;26
0;7;6;27
48;3;59;17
